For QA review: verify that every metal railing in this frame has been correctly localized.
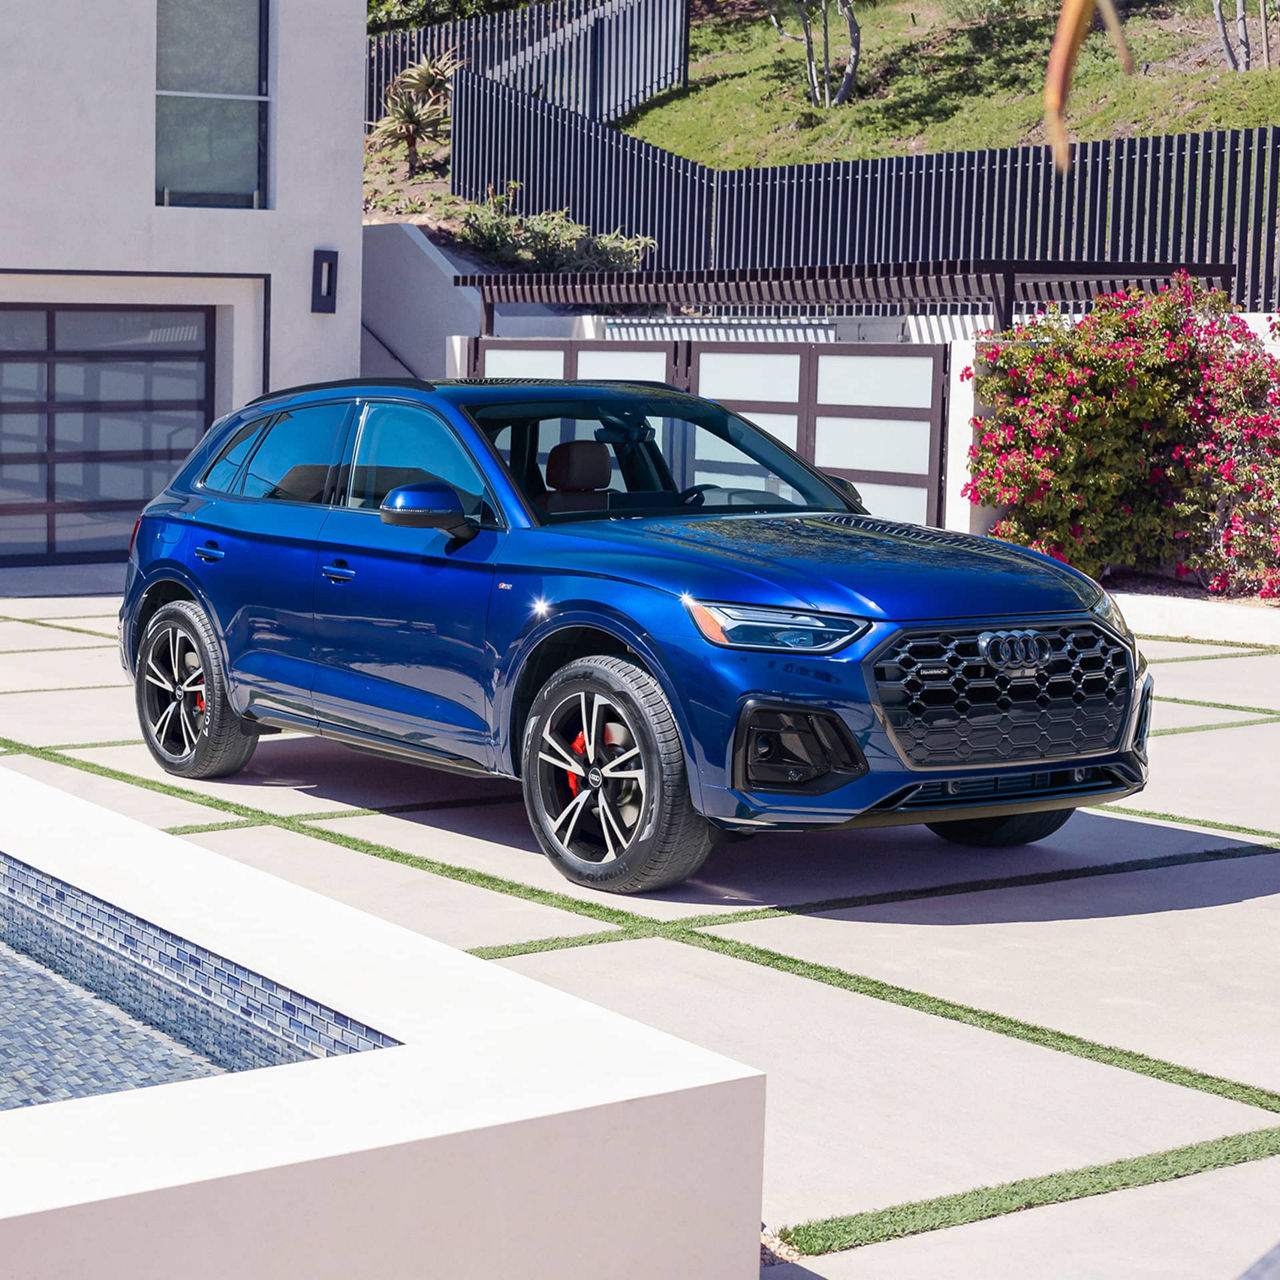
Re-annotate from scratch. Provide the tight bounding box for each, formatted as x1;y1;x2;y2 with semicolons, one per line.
367;0;688;127
451;71;1280;310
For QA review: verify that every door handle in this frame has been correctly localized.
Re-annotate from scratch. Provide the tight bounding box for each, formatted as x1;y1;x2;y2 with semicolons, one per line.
194;542;225;562
322;561;355;583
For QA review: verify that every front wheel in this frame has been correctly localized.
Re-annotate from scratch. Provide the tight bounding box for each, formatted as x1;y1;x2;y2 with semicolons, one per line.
135;600;258;779
926;807;1074;847
521;655;713;894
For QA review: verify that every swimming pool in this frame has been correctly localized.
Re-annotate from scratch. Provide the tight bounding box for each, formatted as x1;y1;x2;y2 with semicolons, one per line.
0;848;398;1110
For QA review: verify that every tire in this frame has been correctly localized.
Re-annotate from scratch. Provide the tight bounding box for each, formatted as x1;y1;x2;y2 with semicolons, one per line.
521;655;713;894
926;807;1075;848
135;600;258;780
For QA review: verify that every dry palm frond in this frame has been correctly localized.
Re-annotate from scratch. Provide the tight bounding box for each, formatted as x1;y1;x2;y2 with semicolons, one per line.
1044;0;1134;171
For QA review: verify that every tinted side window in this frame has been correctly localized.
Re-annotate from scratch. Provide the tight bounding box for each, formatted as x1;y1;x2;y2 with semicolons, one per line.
201;418;266;493
347;403;494;522
240;402;350;503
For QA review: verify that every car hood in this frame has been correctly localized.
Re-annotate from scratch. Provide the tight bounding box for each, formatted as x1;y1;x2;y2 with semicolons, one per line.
539;513;1100;621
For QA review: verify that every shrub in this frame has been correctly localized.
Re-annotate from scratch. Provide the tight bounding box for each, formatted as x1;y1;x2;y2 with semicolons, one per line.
458;183;657;272
963;275;1280;596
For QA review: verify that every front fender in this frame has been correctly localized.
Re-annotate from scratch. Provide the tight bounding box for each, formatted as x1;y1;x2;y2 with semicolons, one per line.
493;599;708;813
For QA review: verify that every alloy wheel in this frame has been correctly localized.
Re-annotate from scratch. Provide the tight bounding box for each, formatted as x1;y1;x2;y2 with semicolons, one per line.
141;624;206;759
534;690;648;863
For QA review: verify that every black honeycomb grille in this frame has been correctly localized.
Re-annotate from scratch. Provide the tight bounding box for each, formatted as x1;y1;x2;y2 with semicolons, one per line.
871;622;1133;768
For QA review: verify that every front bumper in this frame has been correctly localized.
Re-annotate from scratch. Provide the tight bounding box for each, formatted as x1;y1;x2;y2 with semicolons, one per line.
657;613;1152;831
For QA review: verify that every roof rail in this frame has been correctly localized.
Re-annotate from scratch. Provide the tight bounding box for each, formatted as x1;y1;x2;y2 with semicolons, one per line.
245;376;436;407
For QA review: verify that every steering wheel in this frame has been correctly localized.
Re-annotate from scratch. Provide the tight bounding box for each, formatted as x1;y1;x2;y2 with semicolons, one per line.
677;483;720;508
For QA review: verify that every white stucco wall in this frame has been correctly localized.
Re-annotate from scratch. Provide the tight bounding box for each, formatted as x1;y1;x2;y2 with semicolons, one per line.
0;0;365;403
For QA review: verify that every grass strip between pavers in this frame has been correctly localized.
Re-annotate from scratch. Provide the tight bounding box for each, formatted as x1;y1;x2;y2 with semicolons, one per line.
1092;803;1280;844
1146;648;1280;665
1151;716;1280;738
0;683;127;697
1156;693;1280;717
0;615;117;640
1135;633;1276;650
0;644;117;655
164;818;270;836
780;1126;1280;1254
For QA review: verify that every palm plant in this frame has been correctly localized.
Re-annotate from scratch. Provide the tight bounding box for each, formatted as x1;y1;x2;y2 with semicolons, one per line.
369;90;446;178
393;47;466;102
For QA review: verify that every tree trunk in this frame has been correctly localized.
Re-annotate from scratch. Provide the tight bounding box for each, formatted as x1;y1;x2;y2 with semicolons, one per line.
1236;0;1253;67
792;2;823;105
833;0;862;104
1213;0;1241;67
822;1;832;106
406;134;420;179
1263;0;1272;69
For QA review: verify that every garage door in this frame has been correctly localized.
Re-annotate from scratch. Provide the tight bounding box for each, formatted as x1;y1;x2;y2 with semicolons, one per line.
0;305;215;565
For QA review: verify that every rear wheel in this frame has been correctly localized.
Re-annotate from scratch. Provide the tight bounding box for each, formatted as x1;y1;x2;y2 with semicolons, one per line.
521;655;713;894
135;600;258;779
926;807;1074;847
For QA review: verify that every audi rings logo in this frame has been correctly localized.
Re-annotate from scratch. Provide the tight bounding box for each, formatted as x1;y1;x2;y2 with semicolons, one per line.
979;629;1054;673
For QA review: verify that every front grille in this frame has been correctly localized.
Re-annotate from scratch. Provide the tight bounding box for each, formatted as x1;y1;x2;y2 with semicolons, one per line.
870;621;1133;768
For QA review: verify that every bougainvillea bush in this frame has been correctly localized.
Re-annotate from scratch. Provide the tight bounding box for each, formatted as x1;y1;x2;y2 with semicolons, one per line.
963;275;1280;596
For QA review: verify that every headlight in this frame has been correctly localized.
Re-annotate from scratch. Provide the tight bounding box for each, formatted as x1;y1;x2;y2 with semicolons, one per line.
685;600;869;652
1092;588;1132;638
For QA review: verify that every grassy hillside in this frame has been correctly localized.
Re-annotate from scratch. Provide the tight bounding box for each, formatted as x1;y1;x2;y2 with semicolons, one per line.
622;2;1280;166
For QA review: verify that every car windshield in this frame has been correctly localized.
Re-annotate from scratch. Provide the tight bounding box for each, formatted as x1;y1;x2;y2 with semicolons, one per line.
468;394;850;523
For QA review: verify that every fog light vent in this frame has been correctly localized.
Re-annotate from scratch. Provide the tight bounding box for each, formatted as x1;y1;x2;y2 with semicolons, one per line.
734;705;868;794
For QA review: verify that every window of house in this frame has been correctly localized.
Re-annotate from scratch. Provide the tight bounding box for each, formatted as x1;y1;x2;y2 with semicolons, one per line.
155;0;269;208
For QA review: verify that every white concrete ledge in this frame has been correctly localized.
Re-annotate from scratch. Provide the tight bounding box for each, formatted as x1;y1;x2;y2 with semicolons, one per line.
1115;592;1280;646
0;767;764;1278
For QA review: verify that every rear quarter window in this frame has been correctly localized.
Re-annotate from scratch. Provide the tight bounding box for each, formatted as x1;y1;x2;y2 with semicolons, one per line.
200;418;267;493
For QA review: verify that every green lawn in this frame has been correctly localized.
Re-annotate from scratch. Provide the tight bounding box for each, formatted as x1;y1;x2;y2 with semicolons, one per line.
621;3;1280;166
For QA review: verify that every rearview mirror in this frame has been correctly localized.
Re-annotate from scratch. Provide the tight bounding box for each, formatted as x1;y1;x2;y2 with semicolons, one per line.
380;483;477;542
828;475;867;513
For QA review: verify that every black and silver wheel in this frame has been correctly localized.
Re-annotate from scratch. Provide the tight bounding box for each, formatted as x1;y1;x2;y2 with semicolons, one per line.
926;807;1075;847
135;600;258;779
522;655;713;894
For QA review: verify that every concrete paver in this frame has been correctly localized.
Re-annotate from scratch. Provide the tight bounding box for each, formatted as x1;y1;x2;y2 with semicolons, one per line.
33;614;119;638
310;806;1258;922
62;735;522;818
0;621;115;652
184;824;616;950
502;939;1273;1227
1111;719;1280;832
0;754;222;829
0;591;121;619
710;850;1280;1090
768;1156;1280;1280
1148;653;1280;712
0;647;130;694
0;686;138;747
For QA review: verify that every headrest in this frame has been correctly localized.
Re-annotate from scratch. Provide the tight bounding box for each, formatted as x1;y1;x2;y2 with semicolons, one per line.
547;440;611;492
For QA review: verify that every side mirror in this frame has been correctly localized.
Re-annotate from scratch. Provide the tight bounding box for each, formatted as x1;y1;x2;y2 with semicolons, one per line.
380;483;477;542
828;475;867;513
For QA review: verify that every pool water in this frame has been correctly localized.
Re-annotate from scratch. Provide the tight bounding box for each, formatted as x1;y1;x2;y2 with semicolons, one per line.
0;938;221;1111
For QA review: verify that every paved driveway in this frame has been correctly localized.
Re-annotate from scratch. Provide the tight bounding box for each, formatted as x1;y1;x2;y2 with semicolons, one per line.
3;587;1280;1278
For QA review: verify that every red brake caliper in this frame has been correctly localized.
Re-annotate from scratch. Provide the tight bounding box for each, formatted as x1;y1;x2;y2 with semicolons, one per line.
565;731;587;796
194;681;205;715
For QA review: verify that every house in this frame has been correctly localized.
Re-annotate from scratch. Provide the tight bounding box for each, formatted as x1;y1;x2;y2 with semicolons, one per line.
0;0;365;567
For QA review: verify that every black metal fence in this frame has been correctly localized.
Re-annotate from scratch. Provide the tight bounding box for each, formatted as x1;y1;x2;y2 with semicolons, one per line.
451;73;1280;310
367;0;687;127
452;72;714;269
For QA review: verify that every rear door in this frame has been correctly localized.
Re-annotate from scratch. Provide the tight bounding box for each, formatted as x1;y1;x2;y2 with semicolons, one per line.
310;400;505;766
186;399;354;722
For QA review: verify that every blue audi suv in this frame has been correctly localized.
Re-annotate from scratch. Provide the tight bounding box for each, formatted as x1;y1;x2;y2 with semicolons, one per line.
120;378;1151;893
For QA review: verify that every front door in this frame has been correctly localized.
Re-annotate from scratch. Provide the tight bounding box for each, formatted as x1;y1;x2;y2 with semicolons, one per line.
311;401;504;767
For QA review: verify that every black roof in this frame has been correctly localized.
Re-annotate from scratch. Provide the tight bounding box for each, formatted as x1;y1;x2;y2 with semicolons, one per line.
246;376;683;408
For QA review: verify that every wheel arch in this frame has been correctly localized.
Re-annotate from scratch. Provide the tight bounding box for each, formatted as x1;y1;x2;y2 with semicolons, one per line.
498;617;704;810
